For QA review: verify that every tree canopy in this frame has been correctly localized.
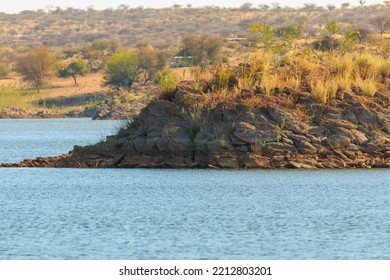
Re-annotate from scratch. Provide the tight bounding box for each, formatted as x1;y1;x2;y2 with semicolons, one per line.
58;60;89;85
178;34;224;67
137;43;167;84
102;52;139;91
14;46;57;92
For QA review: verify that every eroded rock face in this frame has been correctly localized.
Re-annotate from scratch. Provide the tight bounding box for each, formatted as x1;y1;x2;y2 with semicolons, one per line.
2;89;390;169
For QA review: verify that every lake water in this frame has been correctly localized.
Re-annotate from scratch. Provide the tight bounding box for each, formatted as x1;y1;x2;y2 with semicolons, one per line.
0;118;119;163
0;119;390;260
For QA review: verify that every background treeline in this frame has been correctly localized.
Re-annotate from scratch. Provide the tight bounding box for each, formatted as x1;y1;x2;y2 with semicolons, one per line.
0;3;389;50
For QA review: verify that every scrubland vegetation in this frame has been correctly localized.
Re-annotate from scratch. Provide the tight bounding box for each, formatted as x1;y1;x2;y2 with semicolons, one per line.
190;47;390;109
0;3;389;48
1;3;390;169
0;3;389;117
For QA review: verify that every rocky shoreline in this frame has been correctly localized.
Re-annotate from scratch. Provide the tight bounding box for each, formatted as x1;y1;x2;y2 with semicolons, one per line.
1;85;389;169
0;105;138;120
0;107;67;118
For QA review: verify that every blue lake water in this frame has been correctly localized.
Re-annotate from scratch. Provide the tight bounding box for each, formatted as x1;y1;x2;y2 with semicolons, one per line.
0;118;119;163
0;119;390;260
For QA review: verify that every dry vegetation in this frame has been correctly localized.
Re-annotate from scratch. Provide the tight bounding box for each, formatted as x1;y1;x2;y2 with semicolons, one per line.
0;4;390;117
0;73;106;111
187;50;390;110
0;4;389;50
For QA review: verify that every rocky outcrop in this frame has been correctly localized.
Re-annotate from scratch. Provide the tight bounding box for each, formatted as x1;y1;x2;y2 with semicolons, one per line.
2;87;389;169
90;104;142;120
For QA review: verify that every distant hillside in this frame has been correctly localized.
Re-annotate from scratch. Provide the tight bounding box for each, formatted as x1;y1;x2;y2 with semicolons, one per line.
0;4;389;50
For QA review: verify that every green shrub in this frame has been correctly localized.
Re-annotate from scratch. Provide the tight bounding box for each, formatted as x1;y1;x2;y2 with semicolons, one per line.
58;60;89;85
102;52;139;91
155;70;181;100
312;36;340;51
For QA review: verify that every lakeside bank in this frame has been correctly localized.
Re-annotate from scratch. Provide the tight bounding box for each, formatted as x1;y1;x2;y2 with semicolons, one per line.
2;82;389;169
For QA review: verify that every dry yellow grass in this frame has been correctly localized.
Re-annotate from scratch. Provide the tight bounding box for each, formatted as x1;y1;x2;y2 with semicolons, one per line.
170;67;195;81
0;72;105;98
0;73;107;112
355;78;378;97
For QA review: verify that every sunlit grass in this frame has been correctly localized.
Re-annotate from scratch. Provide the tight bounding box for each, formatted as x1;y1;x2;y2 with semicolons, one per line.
355;78;377;97
0;86;34;109
309;79;338;104
283;75;301;91
353;52;378;80
330;53;353;78
336;75;352;93
378;58;390;81
260;74;278;96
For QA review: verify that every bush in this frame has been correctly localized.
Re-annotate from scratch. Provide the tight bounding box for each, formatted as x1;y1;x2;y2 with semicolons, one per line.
102;52;139;91
155;70;181;100
178;34;224;67
215;66;237;90
312;36;340;51
13;46;57;92
137;43;167;84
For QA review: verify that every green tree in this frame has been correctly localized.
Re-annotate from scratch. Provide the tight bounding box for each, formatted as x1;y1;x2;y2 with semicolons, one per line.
314;20;360;53
249;22;276;52
82;40;122;71
63;48;80;59
137;43;167;84
59;60;89;85
102;52;139;91
278;22;305;50
340;22;360;53
316;19;340;52
250;21;305;53
325;20;340;37
14;46;57;92
91;40;121;56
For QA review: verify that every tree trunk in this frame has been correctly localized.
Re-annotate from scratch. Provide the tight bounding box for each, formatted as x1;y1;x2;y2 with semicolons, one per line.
72;75;77;85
